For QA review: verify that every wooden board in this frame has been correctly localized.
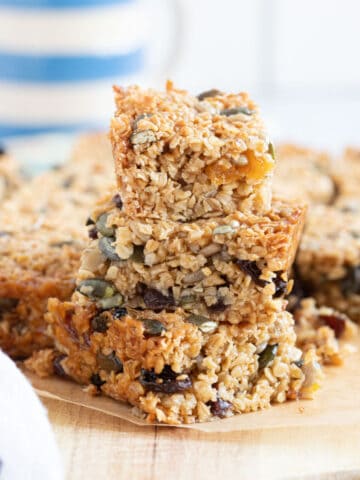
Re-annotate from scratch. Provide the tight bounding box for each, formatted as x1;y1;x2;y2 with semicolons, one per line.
42;397;360;480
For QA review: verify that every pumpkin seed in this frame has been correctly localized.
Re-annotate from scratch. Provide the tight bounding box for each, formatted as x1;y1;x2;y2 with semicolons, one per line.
96;351;123;373
97;293;123;310
96;213;115;237
258;343;278;369
142;318;166;336
199;243;222;257
183;270;206;284
220;107;254;116
98;237;121;262
187;314;218;333
130;129;156;145
179;295;196;305
77;279;116;299
268;142;275;160
212;225;235;235
131;245;145;263
197;89;222;101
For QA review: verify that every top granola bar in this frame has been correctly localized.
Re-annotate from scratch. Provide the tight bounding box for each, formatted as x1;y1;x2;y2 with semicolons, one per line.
110;82;275;221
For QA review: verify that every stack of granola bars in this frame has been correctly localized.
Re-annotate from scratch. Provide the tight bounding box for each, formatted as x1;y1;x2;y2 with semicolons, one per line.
26;83;325;424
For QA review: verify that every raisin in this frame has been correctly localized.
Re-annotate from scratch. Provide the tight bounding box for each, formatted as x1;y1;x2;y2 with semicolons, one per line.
90;373;106;389
208;299;228;313
53;354;68;378
235;260;268;287
61;176;74;189
112;193;123;209
258;344;278;369
91;314;109;333
319;314;346;338
139;365;192;393
143;287;175;310
273;272;287;298
86;217;95;226
88;227;98;239
207;398;232;418
341;265;360;296
0;298;19;312
112;307;128;319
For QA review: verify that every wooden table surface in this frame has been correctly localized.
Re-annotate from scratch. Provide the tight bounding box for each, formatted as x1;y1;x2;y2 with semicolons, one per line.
42;397;360;480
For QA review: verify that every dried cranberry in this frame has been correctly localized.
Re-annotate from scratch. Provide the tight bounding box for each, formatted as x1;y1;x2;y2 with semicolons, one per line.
86;217;95;226
139;365;192;393
273;272;287;298
112;193;123;209
53;354;68;378
319;314;346;338
235;259;268;287
90;373;106;389
143;287;175;310
207;398;232;418
88;227;98;239
341;265;360;296
112;307;128;319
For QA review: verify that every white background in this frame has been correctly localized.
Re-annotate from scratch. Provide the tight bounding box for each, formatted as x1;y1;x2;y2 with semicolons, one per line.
148;0;360;151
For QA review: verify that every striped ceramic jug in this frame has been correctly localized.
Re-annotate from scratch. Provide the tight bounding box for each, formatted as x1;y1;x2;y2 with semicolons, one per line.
0;0;146;138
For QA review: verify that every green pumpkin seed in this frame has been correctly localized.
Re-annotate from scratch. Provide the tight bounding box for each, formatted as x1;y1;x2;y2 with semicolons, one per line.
98;237;121;262
183;270;206;284
179;295;196;305
96;213;115;237
187;314;218;333
77;279;116;299
131;245;145;263
97;293;123;310
197;89;222;101
212;225;235;235
130;129;156;145
142;318;166;336
96;351;123;373
268;142;275;160
220;107;254;116
258;343;278;369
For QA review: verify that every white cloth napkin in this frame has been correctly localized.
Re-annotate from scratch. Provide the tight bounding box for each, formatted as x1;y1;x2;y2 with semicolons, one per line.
0;351;63;480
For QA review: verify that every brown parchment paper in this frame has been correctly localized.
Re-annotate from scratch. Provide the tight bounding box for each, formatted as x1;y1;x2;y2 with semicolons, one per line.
23;338;360;433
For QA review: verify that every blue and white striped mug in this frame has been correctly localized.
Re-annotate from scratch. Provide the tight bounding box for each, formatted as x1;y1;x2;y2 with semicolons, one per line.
0;0;179;139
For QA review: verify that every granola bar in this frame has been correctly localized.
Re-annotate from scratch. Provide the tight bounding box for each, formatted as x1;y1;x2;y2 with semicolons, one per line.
27;302;322;424
296;203;360;323
0;134;114;358
75;193;305;326
294;297;358;366
0;148;23;202
110;82;275;221
331;147;360;197
273;144;335;205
